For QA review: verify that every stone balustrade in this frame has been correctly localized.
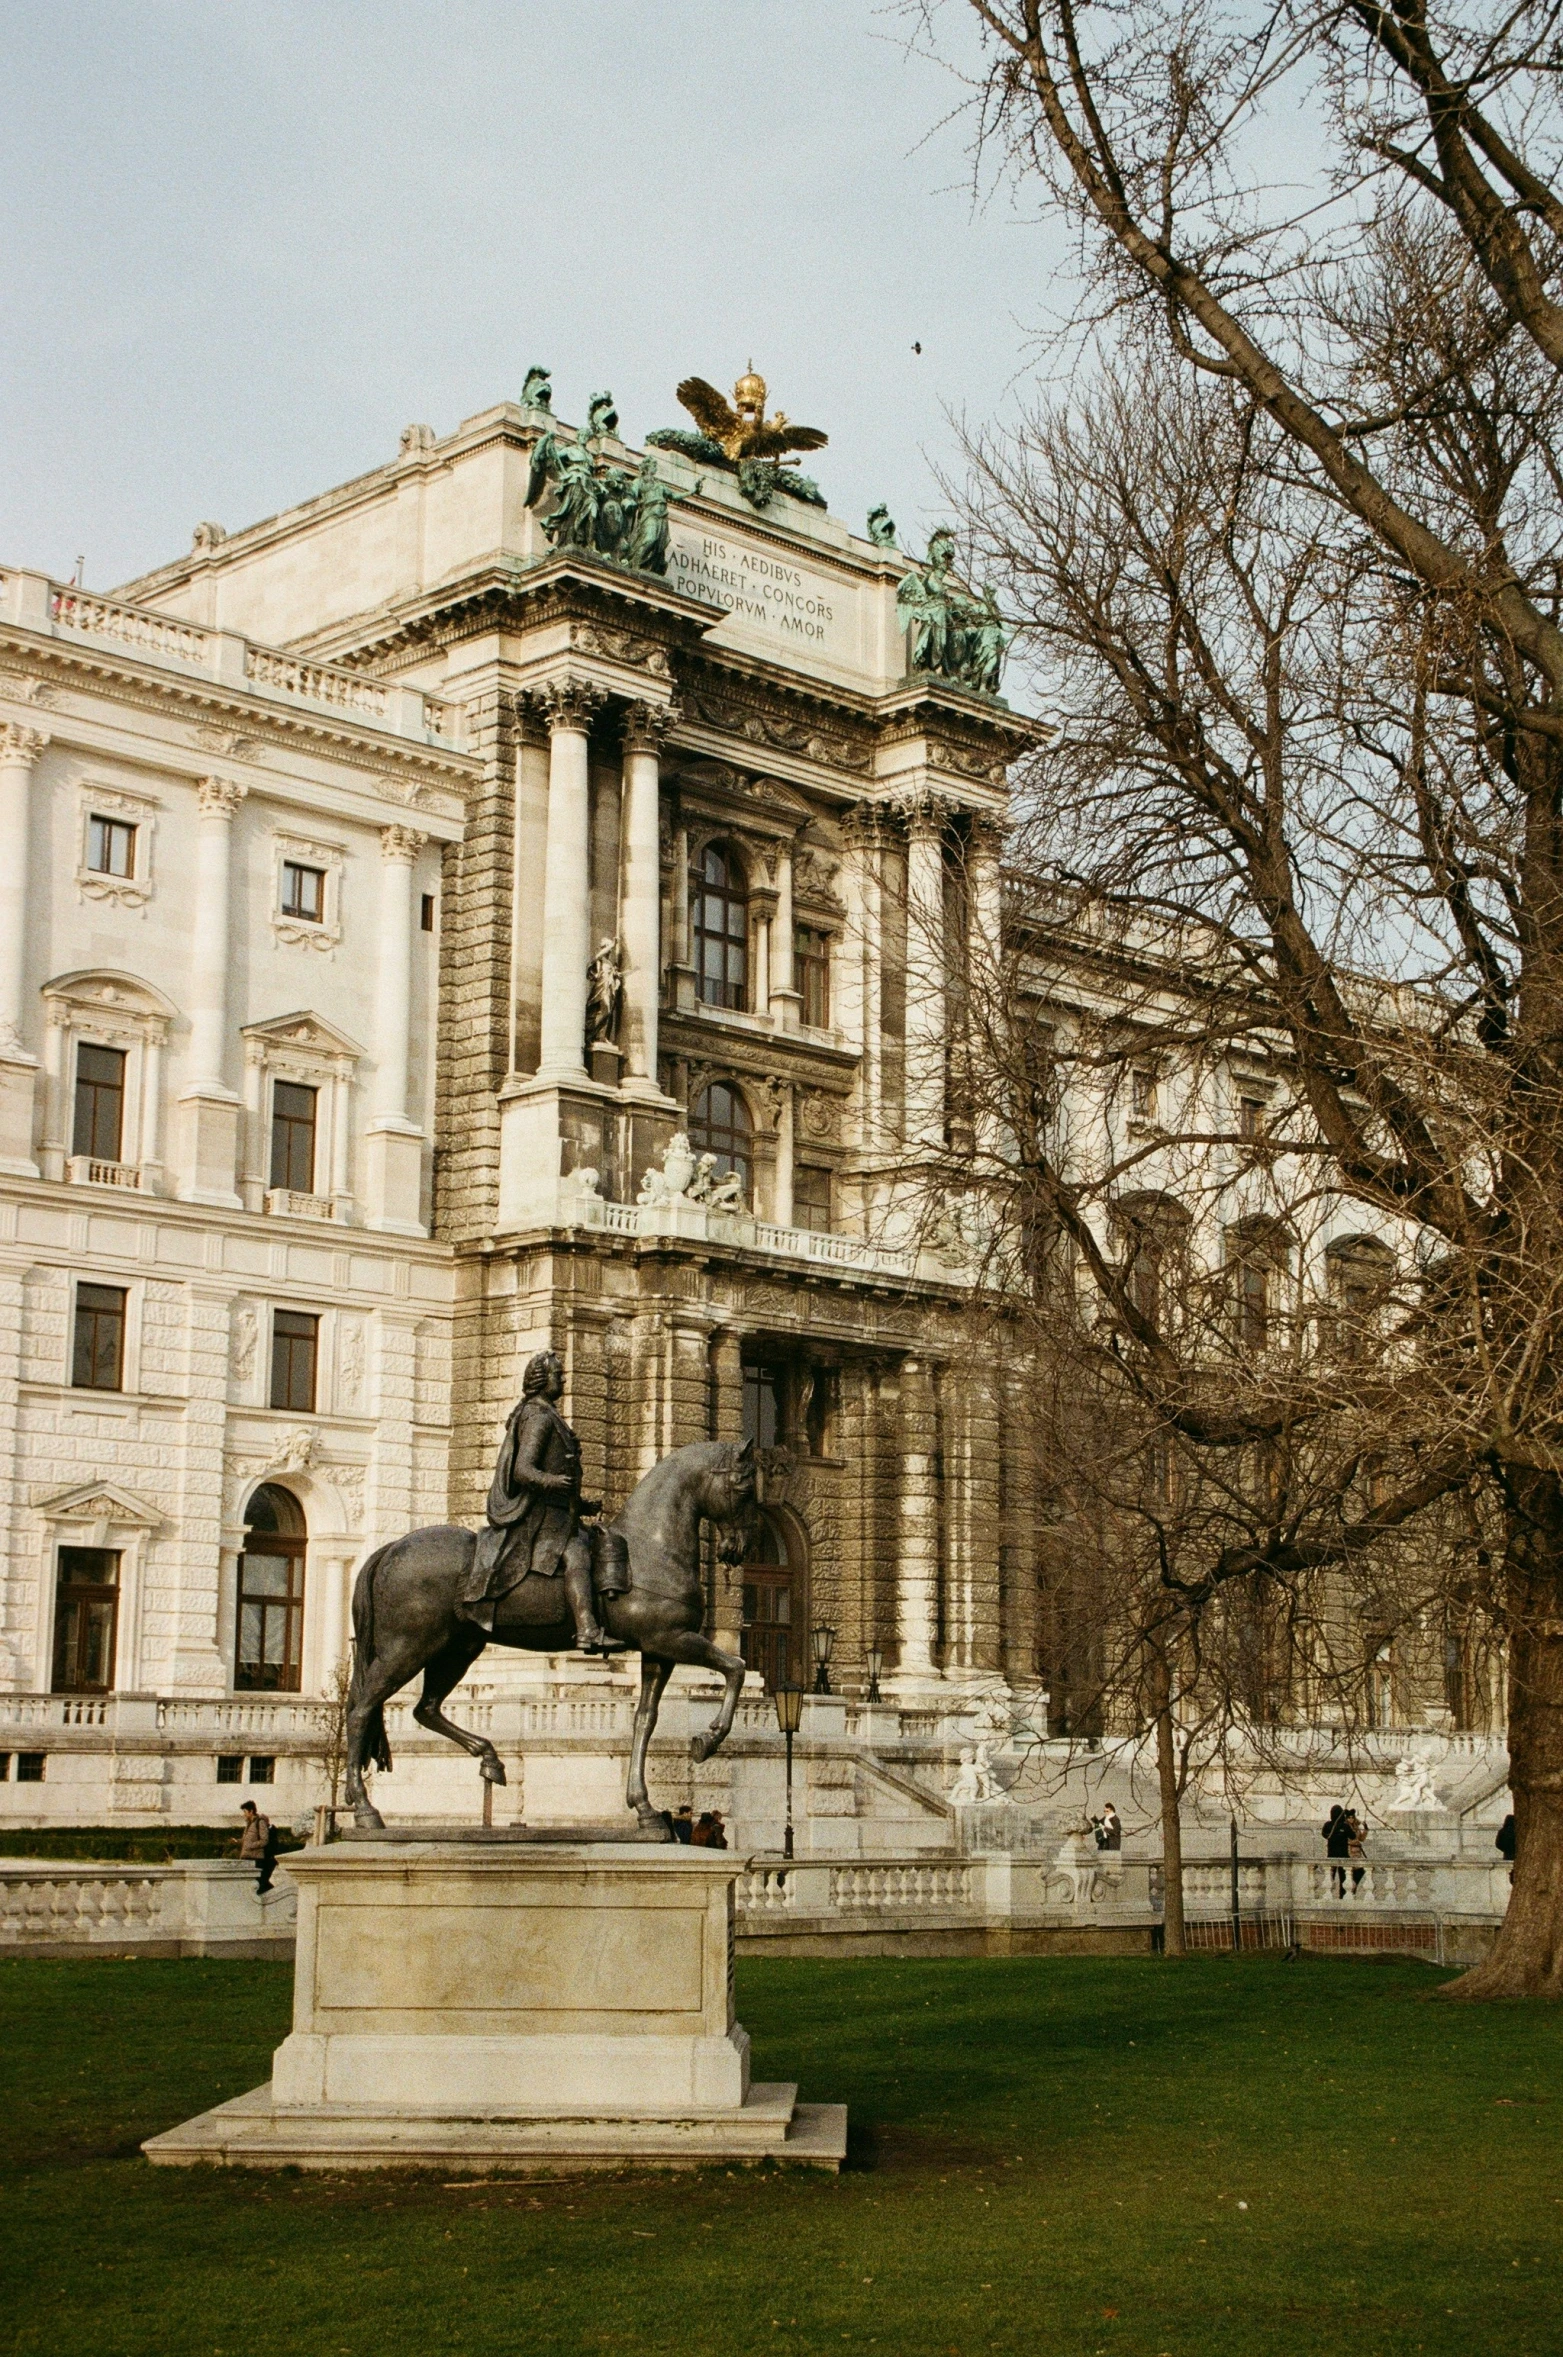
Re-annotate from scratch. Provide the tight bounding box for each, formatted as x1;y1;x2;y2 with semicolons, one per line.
0;1858;296;1956
561;1183;936;1284
0;568;458;747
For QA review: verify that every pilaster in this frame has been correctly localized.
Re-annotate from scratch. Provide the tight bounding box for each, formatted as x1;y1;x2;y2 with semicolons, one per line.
0;725;48;1176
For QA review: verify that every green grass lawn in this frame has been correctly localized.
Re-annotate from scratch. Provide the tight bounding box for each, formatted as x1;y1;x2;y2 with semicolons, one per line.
1;1952;1559;2357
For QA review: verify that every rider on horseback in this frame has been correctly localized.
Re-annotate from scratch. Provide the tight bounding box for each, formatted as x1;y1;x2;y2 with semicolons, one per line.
456;1350;626;1654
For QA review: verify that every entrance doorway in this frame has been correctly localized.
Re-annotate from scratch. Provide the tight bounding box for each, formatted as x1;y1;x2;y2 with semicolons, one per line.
741;1511;801;1692
236;1484;307;1692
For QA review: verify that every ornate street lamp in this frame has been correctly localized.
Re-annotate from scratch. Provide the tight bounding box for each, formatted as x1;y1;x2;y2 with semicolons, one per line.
811;1621;836;1696
773;1681;804;1860
865;1644;884;1705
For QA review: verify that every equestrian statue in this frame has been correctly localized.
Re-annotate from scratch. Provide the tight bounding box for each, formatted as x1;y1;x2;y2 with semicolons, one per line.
343;1349;758;1834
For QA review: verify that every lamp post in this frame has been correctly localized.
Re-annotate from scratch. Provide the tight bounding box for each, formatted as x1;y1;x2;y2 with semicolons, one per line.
811;1621;836;1696
774;1681;803;1860
865;1644;884;1705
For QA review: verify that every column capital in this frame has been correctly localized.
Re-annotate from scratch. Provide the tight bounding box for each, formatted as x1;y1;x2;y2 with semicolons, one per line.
531;675;609;736
620;699;680;756
968;814;1006;863
196;775;247;821
0;723;49;769
380;823;428;864
895;788;956;841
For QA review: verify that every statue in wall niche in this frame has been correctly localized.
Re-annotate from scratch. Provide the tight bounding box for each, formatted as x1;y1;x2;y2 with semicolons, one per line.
896;527;1009;695
866;504;897;549
520;364;553;412
585;937;623;1048
340;1343;762;1834
585;390;619;441
647;364;829;512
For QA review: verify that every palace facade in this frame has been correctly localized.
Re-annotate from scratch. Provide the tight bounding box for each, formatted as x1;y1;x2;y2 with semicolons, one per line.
0;382;1046;1832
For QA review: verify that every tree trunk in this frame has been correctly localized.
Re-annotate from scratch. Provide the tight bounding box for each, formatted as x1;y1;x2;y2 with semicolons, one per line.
1445;1474;1563;1997
1150;1642;1187;1957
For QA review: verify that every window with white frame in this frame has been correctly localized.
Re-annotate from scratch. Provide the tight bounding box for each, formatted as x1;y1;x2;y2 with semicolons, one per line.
75;786;156;909
240;1013;363;1218
271;833;344;953
41;972;174;1191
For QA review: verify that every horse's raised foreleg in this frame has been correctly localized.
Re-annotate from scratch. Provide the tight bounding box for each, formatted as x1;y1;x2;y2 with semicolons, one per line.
627;1652;674;1831
644;1629;748;1764
412;1629;502;1784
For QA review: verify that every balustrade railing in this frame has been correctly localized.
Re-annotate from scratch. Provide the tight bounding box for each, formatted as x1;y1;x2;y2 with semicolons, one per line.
243;646;389;719
50;587;212;666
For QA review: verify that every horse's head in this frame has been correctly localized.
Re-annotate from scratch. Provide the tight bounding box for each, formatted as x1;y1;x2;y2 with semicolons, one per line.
712;1437;759;1518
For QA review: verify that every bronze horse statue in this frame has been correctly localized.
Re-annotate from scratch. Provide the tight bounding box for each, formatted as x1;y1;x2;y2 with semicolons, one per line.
344;1439;757;1832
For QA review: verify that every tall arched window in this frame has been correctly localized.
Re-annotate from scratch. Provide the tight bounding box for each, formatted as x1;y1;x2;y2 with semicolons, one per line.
693;841;748;1010
236;1484;307;1692
742;1512;801;1692
688;1081;752;1200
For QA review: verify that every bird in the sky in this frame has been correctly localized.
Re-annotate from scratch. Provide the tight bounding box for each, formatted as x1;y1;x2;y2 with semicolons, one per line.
913;342;922;355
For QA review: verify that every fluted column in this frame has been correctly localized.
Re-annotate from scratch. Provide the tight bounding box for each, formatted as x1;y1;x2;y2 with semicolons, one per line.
840;806;884;1162
365;822;428;1234
0;725;46;1059
968;816;1005;1166
769;837;801;1031
903;795;949;1150
179;777;246;1206
894;1355;941;1684
537;678;605;1080
188;777;246;1092
620;702;675;1093
0;725;46;1176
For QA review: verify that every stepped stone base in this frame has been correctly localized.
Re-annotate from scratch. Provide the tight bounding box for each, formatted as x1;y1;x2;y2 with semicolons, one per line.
142;1838;845;2175
144;2082;846;2172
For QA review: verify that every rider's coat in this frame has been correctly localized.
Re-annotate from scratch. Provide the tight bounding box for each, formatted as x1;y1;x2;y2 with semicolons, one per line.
460;1395;583;1619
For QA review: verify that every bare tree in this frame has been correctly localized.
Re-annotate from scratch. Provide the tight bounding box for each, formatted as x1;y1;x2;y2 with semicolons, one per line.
903;0;1563;1996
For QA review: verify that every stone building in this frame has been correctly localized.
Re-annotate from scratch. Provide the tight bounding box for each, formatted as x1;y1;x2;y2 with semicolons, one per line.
0;381;1044;1833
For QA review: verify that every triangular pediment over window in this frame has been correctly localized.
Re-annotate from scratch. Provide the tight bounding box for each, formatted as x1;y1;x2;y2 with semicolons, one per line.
36;1480;164;1531
241;1011;365;1061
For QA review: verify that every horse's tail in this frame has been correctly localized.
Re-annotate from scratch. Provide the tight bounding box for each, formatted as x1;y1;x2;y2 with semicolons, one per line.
350;1542;397;1773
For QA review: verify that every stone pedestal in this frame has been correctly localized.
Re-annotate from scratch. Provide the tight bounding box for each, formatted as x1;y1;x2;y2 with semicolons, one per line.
144;1839;845;2173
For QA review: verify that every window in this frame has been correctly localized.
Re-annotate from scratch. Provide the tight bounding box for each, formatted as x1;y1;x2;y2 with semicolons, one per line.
1229;1225;1287;1352
87;814;136;878
270;1310;319;1412
0;1756;9;1781
1238;1093;1268;1140
72;1043;126;1162
742;1362;782;1450
688;1081;752;1200
693;841;748;1010
72;1283;126;1392
269;1082;319;1194
280;861;325;923
247;1755;276;1784
1118;1196;1190;1331
793;1162;832;1234
1328;1238;1394;1361
216;1755;244;1784
421;893;436;932
795;926;831;1029
17;1753;45;1783
1130;1068;1158;1123
235;1485;307;1693
741;1514;798;1693
51;1547;120;1693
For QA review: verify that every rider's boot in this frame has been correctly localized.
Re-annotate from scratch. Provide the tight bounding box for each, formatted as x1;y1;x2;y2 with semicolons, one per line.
565;1556;628;1655
575;1613;628;1657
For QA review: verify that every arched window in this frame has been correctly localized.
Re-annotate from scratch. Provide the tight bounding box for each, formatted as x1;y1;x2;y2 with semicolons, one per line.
742;1512;801;1693
689;1081;752;1200
693;841;748;1010
1326;1235;1395;1361
235;1484;307;1693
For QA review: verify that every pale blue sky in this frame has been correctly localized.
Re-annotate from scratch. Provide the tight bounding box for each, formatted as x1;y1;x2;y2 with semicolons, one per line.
1;1;1071;594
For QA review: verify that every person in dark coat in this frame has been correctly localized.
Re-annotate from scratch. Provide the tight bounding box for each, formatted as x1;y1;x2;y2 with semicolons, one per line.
1497;1811;1517;1883
1323;1803;1352;1897
455;1350;624;1653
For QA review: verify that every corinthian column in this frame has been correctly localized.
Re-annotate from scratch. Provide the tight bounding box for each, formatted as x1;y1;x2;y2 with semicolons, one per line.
537;678;605;1080
179;776;246;1206
903;794;949;1150
769;836;801;1031
620;701;675;1093
968;816;1005;1166
0;725;47;1176
365;823;428;1234
894;1355;941;1687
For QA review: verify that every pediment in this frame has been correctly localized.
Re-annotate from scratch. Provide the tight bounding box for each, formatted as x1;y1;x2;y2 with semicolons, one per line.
242;1010;366;1060
42;968;178;1021
675;761;816;835
36;1480;164;1531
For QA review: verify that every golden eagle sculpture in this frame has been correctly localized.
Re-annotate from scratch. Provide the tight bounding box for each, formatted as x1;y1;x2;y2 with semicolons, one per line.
647;365;829;511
